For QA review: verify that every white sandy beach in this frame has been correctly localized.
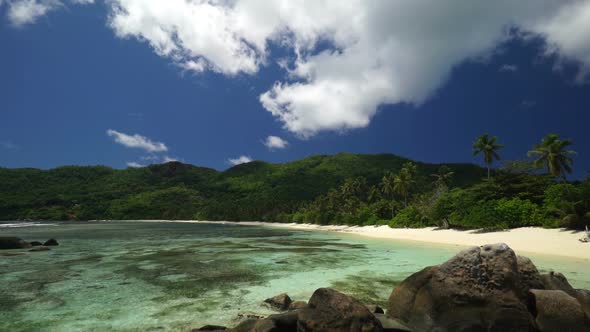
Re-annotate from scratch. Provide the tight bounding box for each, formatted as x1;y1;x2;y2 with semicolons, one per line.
129;220;590;260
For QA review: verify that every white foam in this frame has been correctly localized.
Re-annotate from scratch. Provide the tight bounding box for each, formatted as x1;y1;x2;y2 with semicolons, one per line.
0;222;56;228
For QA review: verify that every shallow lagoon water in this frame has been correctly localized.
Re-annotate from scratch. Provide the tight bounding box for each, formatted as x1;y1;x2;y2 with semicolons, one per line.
1;221;589;332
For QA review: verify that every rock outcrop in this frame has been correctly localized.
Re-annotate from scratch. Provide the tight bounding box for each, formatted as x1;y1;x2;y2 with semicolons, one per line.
387;243;590;332
193;243;590;332
0;236;31;249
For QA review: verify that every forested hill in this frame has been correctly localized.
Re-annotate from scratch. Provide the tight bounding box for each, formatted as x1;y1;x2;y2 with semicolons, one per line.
0;153;485;221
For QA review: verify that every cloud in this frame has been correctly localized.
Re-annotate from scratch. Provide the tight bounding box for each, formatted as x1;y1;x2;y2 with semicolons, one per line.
500;64;518;72
263;135;288;150
162;156;180;163
7;1;590;137
107;129;168;153
126;161;145;168
4;0;93;26
104;1;590;138
228;155;252;166
7;0;61;27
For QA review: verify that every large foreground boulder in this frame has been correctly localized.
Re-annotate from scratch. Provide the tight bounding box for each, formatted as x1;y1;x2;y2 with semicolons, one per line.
0;237;31;249
387;243;537;331
387;243;590;331
298;288;383;332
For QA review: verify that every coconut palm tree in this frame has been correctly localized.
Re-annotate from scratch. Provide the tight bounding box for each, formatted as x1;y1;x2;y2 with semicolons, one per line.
368;185;382;203
394;168;415;207
527;134;576;182
473;133;504;180
381;172;397;218
431;165;454;188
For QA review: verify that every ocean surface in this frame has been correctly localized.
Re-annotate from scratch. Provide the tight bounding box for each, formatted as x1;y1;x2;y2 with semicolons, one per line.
1;221;589;332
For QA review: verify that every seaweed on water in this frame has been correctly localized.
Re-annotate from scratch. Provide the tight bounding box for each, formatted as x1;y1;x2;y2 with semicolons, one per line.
330;272;401;307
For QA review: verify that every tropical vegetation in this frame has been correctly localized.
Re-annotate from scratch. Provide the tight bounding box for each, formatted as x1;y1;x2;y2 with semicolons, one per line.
0;134;587;230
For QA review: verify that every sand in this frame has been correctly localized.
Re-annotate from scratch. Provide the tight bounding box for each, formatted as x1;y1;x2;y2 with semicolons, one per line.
134;220;590;260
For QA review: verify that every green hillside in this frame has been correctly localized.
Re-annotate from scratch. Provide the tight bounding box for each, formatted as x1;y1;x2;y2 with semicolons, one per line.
0;153;484;221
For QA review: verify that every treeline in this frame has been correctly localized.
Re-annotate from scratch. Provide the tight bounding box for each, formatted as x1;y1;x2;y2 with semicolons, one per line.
0;153;484;222
282;134;589;230
0;133;587;230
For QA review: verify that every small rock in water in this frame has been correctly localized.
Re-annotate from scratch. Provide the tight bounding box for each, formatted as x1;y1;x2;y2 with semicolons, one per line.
30;241;43;246
264;293;292;311
0;237;31;249
191;325;228;331
43;238;59;246
29;246;51;252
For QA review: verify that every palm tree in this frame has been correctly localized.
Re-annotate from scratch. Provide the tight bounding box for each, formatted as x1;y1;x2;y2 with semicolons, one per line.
431;165;454;188
527;134;576;182
394;168;415;207
473;133;504;180
381;172;396;218
368;185;382;203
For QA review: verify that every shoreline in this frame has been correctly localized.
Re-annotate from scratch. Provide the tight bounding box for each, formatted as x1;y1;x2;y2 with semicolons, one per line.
113;220;590;260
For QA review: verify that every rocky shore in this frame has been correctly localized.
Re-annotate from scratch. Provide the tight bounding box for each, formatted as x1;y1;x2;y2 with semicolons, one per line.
192;243;590;332
2;236;589;331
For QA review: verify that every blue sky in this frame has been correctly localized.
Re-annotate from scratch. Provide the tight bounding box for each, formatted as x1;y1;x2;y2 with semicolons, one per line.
1;1;590;178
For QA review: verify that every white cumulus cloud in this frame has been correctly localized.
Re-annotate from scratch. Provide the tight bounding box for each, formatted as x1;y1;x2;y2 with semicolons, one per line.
4;0;93;26
263;135;288;150
126;161;145;168
7;1;590;137
7;0;60;26
104;0;590;138
228;155;252;166
107;129;168;153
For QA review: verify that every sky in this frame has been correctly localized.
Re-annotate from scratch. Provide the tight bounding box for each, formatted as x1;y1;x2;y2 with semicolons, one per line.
1;1;590;178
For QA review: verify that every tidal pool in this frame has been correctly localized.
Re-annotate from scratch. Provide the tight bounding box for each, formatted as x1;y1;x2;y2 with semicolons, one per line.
1;221;588;332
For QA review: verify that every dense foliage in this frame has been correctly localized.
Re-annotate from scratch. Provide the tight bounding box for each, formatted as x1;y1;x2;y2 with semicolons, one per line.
0;153;483;222
1;151;588;230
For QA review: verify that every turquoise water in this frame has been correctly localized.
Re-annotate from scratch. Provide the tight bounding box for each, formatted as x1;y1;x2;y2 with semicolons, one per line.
1;221;589;332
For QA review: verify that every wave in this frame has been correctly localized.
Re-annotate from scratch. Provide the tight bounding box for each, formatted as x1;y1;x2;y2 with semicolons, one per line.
0;222;57;228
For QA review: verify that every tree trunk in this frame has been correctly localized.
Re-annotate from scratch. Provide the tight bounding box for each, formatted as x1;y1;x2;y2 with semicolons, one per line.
562;175;571;195
391;201;395;219
487;165;491;180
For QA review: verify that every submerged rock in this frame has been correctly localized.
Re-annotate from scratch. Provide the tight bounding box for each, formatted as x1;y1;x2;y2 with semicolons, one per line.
0;236;31;249
43;238;59;246
192;325;228;331
30;241;43;246
264;293;292;311
298;287;383;332
29;246;51;252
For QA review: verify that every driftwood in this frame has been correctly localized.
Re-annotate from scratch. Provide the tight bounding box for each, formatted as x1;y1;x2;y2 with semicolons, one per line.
579;226;590;243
